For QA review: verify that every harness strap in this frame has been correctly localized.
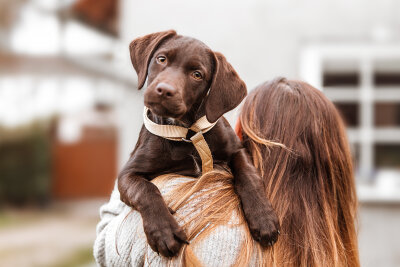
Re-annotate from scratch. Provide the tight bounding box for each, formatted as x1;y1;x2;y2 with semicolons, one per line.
190;132;213;173
143;107;216;174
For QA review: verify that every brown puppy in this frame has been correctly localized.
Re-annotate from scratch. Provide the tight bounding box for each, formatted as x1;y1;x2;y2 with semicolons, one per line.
118;30;280;257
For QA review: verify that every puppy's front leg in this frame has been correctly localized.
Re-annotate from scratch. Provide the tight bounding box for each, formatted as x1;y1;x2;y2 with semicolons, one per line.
231;149;280;246
118;172;188;257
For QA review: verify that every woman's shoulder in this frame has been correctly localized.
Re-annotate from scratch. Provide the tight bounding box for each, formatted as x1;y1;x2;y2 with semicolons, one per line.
95;175;251;266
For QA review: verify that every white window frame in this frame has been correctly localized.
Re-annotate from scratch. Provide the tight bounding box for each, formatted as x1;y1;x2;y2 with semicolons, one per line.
300;43;400;203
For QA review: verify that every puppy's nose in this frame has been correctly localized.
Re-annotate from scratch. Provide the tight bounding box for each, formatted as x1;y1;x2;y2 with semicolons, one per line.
155;83;176;98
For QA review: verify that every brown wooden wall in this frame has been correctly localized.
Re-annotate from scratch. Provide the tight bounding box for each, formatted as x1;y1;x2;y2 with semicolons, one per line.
52;127;117;199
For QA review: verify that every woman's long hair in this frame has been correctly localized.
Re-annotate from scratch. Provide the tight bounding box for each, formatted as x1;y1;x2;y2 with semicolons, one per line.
123;78;359;267
239;78;359;266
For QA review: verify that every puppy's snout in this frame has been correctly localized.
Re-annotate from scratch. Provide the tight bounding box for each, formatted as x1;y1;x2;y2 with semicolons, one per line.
155;83;177;98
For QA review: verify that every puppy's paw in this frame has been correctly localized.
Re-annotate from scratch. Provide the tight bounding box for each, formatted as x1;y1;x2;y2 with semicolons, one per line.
143;213;188;257
245;203;280;247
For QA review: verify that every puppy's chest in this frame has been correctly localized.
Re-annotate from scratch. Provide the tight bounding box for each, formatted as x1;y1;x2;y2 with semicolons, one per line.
169;143;201;166
168;140;230;173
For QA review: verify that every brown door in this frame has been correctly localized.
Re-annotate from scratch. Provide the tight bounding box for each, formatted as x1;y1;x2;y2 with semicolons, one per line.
52;126;117;199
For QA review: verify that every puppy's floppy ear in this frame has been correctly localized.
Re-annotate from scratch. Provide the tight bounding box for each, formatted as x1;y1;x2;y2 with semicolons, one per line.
129;30;177;89
205;52;247;123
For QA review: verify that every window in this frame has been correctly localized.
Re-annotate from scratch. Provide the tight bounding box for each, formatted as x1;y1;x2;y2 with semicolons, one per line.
375;144;400;169
300;44;400;202
323;60;360;87
375;103;400;127
374;60;400;87
323;72;360;87
334;102;360;127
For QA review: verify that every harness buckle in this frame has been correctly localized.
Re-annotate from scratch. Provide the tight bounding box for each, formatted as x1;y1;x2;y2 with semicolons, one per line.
181;137;192;143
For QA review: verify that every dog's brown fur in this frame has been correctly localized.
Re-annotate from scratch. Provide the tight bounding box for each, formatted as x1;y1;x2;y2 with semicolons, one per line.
118;30;280;257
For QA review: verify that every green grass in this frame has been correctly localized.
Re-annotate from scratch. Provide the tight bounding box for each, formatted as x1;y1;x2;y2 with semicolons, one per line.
0;212;13;228
47;247;94;267
0;210;42;229
0;212;22;228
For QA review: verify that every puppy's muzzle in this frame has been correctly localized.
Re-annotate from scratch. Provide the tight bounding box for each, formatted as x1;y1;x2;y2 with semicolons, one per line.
155;82;177;98
145;82;186;117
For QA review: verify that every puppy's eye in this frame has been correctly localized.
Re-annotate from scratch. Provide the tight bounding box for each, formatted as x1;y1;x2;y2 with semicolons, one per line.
192;71;203;80
156;56;167;64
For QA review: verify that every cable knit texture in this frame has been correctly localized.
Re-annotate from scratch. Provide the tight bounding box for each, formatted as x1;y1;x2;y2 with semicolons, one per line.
93;177;250;267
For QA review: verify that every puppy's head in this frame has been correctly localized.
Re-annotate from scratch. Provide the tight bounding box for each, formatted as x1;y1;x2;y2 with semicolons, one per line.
129;30;247;123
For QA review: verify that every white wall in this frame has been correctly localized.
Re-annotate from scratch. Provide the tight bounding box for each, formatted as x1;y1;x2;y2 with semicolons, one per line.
120;0;400;89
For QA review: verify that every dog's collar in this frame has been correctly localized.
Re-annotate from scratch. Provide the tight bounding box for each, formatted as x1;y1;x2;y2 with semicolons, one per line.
143;107;217;174
143;107;218;141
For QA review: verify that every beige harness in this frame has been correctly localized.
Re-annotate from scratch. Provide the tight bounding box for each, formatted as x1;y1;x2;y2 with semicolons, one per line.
143;107;216;174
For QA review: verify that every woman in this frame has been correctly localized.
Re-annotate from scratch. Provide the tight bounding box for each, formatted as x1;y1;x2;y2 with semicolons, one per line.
94;78;360;266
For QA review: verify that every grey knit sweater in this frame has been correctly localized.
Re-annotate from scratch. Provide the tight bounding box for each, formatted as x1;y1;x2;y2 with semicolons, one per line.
93;178;251;267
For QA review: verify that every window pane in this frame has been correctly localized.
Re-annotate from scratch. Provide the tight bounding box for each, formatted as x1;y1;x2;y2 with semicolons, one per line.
374;60;400;87
375;144;400;169
374;73;400;87
323;60;359;87
334;102;360;127
375;103;400;127
323;72;360;87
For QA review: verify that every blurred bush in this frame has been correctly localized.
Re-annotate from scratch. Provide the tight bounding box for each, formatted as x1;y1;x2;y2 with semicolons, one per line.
0;120;53;207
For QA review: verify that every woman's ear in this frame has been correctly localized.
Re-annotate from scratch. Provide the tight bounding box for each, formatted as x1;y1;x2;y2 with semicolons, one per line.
235;117;243;141
129;30;177;89
205;52;247;123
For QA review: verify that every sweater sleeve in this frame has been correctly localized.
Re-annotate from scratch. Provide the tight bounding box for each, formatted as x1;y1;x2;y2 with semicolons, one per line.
93;178;250;267
93;180;147;267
